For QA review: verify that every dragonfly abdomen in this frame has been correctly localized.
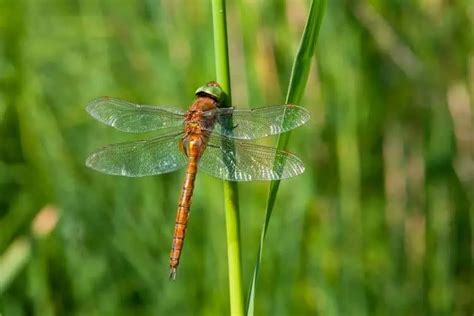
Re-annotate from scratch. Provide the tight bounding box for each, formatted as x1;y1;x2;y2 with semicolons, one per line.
169;146;200;280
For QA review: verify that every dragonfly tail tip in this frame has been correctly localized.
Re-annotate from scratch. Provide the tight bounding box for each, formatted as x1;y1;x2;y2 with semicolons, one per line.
169;267;177;280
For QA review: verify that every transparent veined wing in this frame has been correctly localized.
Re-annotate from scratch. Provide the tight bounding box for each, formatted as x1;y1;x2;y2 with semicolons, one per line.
204;105;310;140
198;135;305;181
86;97;185;133
86;132;187;177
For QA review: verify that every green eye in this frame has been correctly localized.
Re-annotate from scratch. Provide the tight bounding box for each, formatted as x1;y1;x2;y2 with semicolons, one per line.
195;82;224;102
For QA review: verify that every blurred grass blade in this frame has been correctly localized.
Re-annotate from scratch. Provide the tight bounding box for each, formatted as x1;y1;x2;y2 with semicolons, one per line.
212;0;245;315
246;1;326;315
0;237;31;295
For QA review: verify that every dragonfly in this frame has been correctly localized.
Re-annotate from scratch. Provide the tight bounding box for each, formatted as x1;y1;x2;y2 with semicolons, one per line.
85;81;310;279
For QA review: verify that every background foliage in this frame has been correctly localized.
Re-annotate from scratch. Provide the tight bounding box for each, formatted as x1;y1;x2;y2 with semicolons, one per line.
0;0;472;315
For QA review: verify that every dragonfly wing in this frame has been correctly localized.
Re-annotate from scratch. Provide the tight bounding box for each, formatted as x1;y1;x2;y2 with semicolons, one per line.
86;97;185;133
198;135;305;181
206;105;310;140
86;132;187;177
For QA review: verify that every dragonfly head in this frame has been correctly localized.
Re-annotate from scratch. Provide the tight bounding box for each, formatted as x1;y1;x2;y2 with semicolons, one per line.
195;81;224;104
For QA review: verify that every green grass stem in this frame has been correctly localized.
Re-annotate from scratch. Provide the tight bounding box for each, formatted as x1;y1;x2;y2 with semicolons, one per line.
211;1;244;315
246;1;326;314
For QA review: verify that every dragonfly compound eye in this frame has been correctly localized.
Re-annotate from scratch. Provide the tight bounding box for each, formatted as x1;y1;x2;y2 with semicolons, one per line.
195;84;224;103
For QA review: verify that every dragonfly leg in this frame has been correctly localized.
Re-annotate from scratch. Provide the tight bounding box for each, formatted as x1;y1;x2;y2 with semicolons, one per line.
207;143;221;149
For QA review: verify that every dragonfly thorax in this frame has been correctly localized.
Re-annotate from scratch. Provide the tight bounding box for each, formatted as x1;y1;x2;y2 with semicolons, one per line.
184;96;219;134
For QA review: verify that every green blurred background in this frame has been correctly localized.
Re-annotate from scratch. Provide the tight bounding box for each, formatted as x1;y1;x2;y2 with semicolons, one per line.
0;0;473;315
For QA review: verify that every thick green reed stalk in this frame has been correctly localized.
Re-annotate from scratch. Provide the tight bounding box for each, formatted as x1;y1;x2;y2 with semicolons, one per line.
211;0;244;315
246;1;326;315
